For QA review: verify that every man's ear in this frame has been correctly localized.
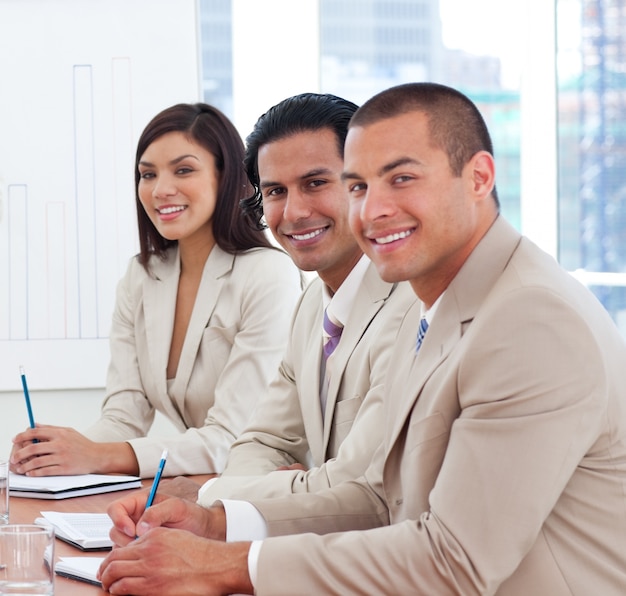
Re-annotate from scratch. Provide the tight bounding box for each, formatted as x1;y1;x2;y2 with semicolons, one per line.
470;151;496;199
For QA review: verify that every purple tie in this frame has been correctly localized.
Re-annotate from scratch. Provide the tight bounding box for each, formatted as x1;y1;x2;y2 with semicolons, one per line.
323;309;343;359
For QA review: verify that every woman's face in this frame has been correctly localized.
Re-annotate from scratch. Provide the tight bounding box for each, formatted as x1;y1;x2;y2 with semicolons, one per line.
137;131;220;248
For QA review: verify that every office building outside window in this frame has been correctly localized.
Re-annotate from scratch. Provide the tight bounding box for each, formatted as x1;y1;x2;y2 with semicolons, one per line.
557;0;626;333
198;0;626;336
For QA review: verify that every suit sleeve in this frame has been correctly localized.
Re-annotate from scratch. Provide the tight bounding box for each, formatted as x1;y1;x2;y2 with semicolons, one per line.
253;286;612;595
198;286;318;496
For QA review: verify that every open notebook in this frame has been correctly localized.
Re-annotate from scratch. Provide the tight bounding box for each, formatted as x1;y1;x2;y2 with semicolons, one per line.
9;472;141;499
55;556;104;586
35;511;113;551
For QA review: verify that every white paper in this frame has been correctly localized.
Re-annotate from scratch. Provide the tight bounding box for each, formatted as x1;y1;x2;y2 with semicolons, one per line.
9;472;140;492
38;512;113;550
55;556;105;585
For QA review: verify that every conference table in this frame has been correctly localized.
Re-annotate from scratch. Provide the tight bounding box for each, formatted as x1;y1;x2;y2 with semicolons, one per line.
10;474;213;595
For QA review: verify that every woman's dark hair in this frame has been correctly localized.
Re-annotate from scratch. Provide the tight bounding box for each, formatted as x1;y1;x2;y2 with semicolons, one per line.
135;102;273;268
241;93;359;230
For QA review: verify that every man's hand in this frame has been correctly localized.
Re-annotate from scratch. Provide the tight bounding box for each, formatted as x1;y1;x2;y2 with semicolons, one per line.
108;491;227;547
98;528;253;595
159;476;203;501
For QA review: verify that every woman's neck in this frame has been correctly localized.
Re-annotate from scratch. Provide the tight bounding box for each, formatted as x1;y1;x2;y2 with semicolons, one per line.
178;235;215;276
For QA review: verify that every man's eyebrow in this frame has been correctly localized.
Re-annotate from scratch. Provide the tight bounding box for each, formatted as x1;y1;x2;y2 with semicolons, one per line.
341;170;358;182
260;179;280;190
342;157;423;182
301;167;334;178
260;167;335;189
378;157;422;175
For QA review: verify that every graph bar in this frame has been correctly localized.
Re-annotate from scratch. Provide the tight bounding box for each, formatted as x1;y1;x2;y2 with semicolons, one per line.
46;202;68;338
8;185;28;340
73;64;99;338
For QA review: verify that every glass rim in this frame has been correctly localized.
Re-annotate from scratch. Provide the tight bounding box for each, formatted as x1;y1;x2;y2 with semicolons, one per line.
0;524;53;535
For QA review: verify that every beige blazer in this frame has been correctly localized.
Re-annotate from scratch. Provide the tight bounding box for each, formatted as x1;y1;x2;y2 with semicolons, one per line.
253;217;626;595
84;245;302;477
197;261;416;502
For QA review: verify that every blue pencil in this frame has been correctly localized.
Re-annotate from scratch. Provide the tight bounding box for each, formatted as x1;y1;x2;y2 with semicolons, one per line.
19;366;38;442
145;449;168;509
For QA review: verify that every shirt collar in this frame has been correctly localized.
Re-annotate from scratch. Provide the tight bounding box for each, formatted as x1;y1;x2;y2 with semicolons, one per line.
322;254;370;327
422;292;443;325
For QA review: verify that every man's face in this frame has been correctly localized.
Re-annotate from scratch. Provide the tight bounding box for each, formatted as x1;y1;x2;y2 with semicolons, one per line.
344;110;490;305
259;128;362;292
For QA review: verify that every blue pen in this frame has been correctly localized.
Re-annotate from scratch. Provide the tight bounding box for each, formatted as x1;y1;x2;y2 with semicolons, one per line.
19;366;38;443
145;449;168;509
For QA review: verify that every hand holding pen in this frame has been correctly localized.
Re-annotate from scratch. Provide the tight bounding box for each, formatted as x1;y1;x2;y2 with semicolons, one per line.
131;449;167;540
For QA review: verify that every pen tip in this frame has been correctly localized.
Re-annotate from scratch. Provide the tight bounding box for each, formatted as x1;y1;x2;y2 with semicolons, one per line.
161;449;168;460
19;365;25;375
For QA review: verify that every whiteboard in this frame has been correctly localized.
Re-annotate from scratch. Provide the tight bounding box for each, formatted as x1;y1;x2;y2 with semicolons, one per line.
0;0;201;390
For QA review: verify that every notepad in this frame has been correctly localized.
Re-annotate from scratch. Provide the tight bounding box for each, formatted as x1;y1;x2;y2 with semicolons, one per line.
9;472;141;499
55;556;105;586
35;511;113;551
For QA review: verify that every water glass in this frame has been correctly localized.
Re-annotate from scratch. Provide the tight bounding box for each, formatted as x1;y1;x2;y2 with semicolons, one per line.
0;462;7;525
0;524;55;595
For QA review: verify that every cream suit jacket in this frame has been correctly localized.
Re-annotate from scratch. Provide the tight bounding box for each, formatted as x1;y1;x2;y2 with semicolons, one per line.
198;261;416;502
253;217;626;595
85;245;302;477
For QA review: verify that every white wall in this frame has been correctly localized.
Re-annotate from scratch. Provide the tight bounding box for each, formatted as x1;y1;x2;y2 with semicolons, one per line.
0;0;199;465
0;0;201;391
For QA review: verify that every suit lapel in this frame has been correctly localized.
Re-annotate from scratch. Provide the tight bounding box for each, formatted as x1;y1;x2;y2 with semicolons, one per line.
302;297;326;461
169;245;234;415
385;298;461;447
384;216;523;450
142;248;181;421
323;262;396;447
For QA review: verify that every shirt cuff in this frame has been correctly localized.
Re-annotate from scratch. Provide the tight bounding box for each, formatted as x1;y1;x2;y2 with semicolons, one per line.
220;500;267;594
247;540;263;591
220;499;268;542
196;476;218;502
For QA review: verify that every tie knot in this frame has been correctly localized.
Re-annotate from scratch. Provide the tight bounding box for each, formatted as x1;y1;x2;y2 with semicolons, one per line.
323;309;343;358
416;317;429;353
323;309;343;339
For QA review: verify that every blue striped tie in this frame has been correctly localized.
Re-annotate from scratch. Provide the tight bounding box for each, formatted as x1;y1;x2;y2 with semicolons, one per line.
416;317;429;353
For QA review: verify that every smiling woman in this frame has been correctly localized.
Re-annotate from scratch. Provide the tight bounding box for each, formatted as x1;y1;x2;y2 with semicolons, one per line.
137;131;220;272
9;103;303;480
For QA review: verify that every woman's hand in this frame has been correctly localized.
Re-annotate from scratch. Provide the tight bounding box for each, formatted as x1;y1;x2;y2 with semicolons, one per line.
10;425;138;476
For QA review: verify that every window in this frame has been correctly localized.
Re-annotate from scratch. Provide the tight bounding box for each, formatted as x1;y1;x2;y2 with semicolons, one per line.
198;0;626;336
557;0;626;333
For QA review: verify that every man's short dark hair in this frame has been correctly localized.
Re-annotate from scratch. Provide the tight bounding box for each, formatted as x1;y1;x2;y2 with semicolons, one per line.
242;93;358;229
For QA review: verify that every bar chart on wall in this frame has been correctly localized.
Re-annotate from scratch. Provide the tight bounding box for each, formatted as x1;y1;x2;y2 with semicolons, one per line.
0;0;201;390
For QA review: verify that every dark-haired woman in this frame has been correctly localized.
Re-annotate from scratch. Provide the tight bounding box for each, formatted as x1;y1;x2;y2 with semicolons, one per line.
10;103;302;478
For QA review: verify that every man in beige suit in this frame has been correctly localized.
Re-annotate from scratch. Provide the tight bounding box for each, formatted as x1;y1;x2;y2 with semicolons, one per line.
100;83;626;595
187;92;413;502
